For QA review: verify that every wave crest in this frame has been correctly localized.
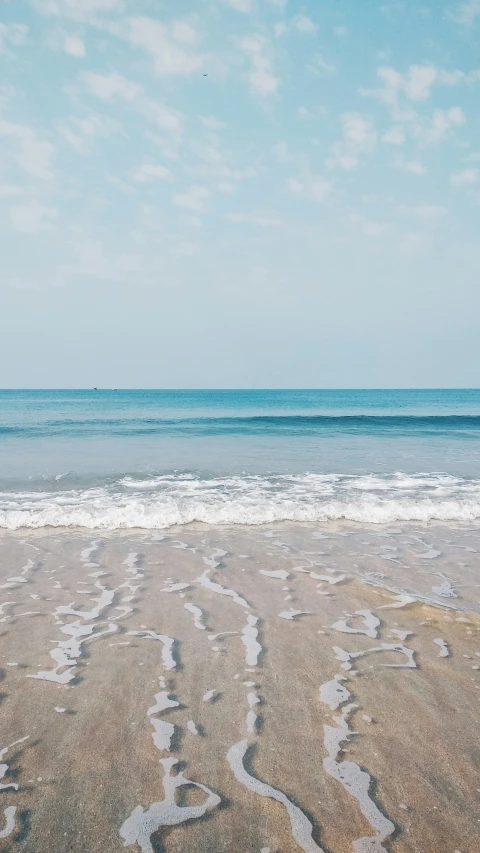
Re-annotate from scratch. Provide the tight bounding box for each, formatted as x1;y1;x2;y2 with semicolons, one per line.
1;472;480;530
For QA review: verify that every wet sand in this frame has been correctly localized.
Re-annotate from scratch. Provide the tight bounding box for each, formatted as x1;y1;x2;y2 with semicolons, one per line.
0;523;479;853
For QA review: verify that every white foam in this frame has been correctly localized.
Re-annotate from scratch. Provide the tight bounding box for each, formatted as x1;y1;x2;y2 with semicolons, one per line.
120;757;221;853
203;689;216;702
241;615;262;666
195;571;248;608
323;708;395;853
0;807;16;840
279;609;310;620
433;638;450;657
227;740;325;853
246;692;260;734
379;594;416;610
332;611;380;640
203;549;227;568
128;631;176;671
29;621;117;684
333;643;417;671
150;719;175;752
148;691;179;716
260;569;290;580
6;472;480;529
319;675;351;711
431;578;457;598
161;582;190;593
0;737;29;793
184;603;206;630
187;720;198;735
55;581;115;621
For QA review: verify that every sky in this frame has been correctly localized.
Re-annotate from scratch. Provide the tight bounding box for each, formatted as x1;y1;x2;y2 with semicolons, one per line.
1;0;480;388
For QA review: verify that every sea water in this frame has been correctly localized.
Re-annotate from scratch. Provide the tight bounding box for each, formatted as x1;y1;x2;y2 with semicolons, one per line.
1;389;480;529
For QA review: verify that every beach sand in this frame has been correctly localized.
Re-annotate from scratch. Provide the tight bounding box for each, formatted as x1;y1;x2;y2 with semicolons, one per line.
0;523;479;853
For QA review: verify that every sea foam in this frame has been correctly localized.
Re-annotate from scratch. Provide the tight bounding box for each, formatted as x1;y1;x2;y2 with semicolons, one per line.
2;471;480;529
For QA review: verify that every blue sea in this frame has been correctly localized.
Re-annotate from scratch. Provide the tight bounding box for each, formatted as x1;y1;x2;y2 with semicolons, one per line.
1;389;480;529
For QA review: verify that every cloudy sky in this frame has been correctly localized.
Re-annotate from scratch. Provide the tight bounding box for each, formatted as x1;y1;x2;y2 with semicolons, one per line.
1;0;480;388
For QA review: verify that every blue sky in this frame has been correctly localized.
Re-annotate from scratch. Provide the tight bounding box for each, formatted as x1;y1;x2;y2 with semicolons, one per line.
1;0;480;387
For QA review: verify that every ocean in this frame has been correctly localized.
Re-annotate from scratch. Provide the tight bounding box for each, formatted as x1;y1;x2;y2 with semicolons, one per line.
1;388;480;529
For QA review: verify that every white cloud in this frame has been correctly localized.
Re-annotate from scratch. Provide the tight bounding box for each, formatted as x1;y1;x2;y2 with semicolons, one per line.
64;35;86;56
237;35;279;98
0;120;55;180
125;17;204;76
0;184;31;199
0;23;29;54
414;106;465;145
173;185;210;212
198;115;226;130
309;55;336;74
398;204;447;219
131;163;170;182
228;211;282;226
394;158;426;175
186;134;257;192
80;71;140;100
31;0;123;20
450;167;478;186
9;200;57;233
287;175;331;202
374;64;438;104
224;0;252;11
367;63;480;109
351;215;386;237
382;125;405;144
172;21;199;45
295;15;317;34
274;22;287;37
328;113;377;170
449;1;480;27
58;113;119;153
79;72;183;132
272;140;289;162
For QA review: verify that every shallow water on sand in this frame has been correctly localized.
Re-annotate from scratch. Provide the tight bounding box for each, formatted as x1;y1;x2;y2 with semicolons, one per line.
0;522;479;853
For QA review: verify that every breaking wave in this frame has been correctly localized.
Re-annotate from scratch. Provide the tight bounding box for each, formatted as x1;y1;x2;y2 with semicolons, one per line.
1;472;480;530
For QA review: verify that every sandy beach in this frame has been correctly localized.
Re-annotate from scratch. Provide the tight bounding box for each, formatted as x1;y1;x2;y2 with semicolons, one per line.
0;523;479;853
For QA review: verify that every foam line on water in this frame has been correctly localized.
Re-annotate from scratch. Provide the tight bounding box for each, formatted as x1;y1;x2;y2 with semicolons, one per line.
120;758;221;853
55;580;115;621
332;611;380;640
0;807;16;840
184;603;206;630
195;571;249;608
279;609;310;620
203;549;227;568
260;570;290;580
246;692;260;734
227;740;326;853
319;675;351;711
29;621;117;683
128;631;176;671
241;615;262;666
0;737;29;793
333;643;417;672
162;582;190;593
433;638;450;657
322;708;395;853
